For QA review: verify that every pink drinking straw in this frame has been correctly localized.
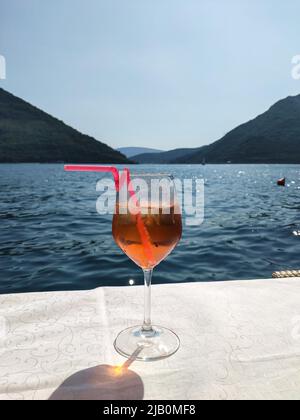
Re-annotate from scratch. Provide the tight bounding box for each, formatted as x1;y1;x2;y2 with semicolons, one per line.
64;165;123;191
64;165;155;265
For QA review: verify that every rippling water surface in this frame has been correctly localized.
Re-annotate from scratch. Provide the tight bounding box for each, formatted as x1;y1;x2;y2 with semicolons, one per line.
1;164;300;294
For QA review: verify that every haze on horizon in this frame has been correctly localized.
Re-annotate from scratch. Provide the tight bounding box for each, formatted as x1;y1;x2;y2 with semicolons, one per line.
0;0;299;151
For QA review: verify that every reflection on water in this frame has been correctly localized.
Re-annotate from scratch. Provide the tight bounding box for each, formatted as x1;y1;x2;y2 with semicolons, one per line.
1;163;300;294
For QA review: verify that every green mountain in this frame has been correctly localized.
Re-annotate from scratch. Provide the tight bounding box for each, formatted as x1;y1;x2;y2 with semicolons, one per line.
175;94;300;164
131;94;300;164
0;88;130;163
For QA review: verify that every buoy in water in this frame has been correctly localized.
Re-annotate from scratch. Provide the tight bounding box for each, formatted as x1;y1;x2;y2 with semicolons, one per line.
277;178;286;186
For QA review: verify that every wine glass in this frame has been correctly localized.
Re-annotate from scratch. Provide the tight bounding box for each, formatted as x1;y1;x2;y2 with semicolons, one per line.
112;173;182;361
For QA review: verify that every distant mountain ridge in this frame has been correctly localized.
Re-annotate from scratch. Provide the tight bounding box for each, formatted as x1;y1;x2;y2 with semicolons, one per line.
132;147;201;163
0;88;130;163
117;147;163;158
133;94;300;164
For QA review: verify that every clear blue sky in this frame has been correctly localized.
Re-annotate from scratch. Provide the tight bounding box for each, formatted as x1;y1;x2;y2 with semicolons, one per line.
0;0;300;150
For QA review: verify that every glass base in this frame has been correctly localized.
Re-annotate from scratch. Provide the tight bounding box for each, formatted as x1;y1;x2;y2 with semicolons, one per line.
114;325;180;362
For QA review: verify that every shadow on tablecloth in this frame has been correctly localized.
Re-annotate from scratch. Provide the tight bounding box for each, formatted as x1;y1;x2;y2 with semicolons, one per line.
49;364;144;400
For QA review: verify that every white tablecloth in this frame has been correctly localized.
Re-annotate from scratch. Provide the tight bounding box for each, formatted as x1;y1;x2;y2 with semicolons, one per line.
1;278;300;400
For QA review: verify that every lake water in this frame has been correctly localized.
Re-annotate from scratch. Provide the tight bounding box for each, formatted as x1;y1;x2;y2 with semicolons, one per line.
1;163;300;294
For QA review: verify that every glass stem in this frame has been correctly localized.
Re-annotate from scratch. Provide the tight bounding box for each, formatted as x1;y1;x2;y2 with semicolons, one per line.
142;269;153;332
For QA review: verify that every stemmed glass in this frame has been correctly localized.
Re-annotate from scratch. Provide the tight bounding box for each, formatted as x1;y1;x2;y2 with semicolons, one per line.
112;173;182;361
